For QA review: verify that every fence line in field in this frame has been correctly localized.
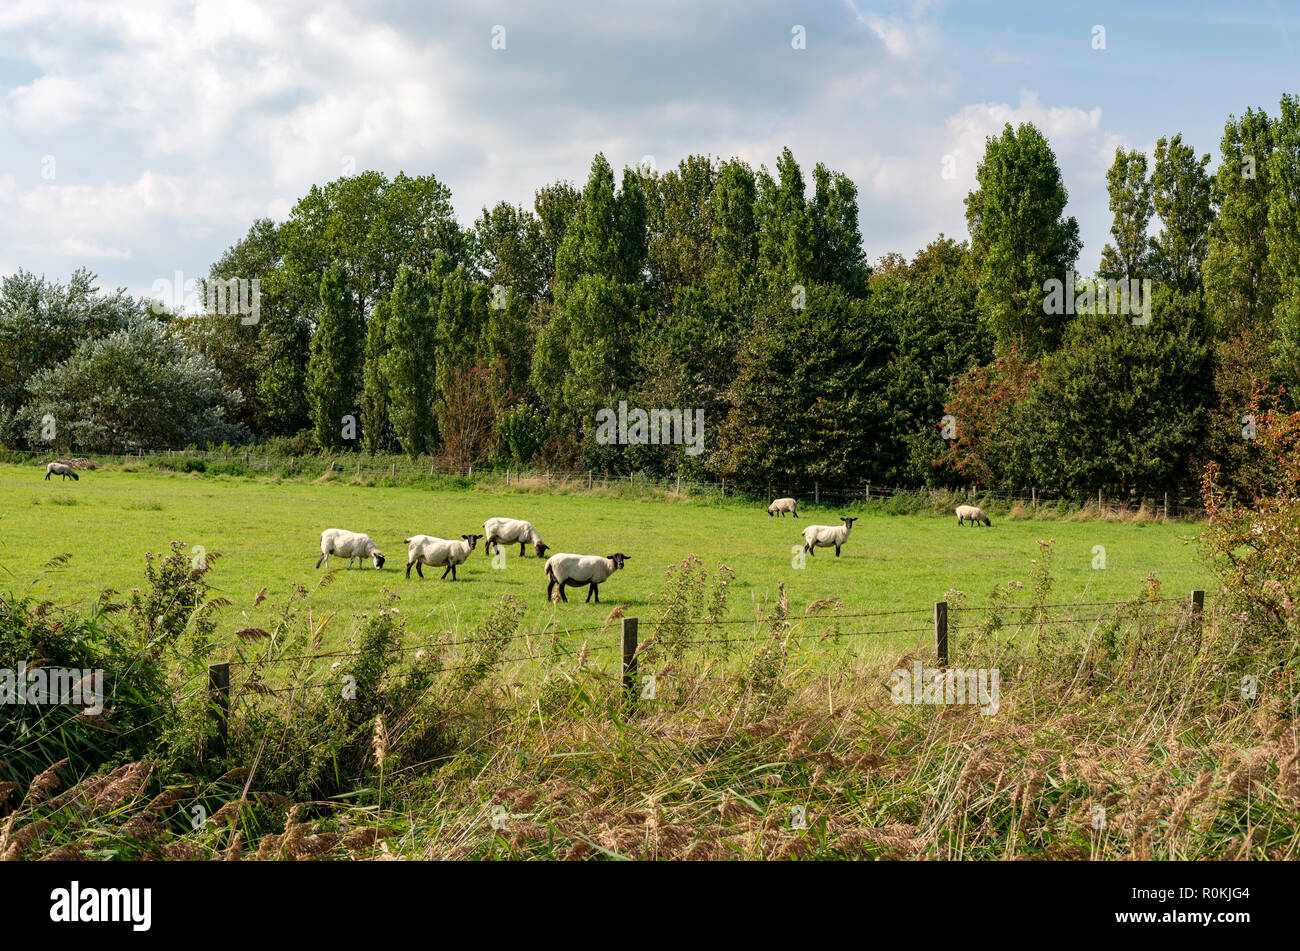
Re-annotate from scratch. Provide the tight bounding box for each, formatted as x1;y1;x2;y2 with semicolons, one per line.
207;590;1205;744
22;445;1210;519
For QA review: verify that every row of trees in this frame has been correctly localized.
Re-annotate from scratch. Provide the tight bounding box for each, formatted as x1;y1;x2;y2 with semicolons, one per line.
943;94;1300;500
2;94;1296;500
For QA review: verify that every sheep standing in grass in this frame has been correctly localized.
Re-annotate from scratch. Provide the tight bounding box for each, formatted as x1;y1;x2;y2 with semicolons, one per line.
45;462;79;481
405;534;482;580
767;497;798;518
955;505;992;527
801;517;858;557
544;552;630;603
482;517;549;558
316;529;386;569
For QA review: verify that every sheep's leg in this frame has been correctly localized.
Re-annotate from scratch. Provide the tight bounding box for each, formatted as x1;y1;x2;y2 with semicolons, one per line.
405;561;413;579
586;583;597;603
835;544;841;557
519;542;526;557
416;563;424;578
558;582;568;602
441;563;452;580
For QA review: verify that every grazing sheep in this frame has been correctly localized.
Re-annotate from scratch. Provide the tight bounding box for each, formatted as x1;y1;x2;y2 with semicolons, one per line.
955;504;992;527
767;497;798;518
316;529;386;570
45;462;79;481
405;534;483;580
801;516;858;557
482;517;549;558
544;552;630;603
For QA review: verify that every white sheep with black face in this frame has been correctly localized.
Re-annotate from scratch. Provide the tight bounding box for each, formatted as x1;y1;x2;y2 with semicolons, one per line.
544;552;630;603
801;517;858;557
316;529;386;570
482;517;549;558
955;505;992;527
405;533;482;580
45;462;79;481
767;497;798;518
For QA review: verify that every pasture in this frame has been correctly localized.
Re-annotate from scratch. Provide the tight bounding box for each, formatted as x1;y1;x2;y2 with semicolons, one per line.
0;462;1212;653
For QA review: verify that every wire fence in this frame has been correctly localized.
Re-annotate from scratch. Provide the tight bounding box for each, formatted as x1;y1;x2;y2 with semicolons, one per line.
15;445;1210;518
215;592;1204;707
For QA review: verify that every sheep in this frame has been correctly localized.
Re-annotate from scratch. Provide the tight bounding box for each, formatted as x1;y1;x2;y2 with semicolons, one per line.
45;462;79;481
955;504;992;527
544;552;630;603
767;497;798;518
482;517;550;559
316;529;386;570
801;516;858;557
405;533;483;580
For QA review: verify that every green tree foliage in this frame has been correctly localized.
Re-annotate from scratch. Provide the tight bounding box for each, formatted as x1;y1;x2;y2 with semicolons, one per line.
1268;94;1300;389
0;269;139;446
1150;134;1213;296
380;265;438;456
1204;108;1277;339
756;147;814;287
306;264;363;450
18;318;243;452
1012;298;1212;497
807;162;870;294
644;154;717;312
1203;108;1279;495
874;237;992;483
965;123;1081;356
719;283;892;485
532;181;583;298
1098;148;1154;281
360;301;392;454
708;159;760;295
190;218;281;433
472;201;547;304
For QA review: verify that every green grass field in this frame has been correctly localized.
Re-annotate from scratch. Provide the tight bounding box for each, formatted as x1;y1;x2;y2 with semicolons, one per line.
0;462;1213;651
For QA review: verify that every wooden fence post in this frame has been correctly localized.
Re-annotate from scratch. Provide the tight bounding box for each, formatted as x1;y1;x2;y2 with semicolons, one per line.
814;481;819;505
587;470;592;489
621;617;639;707
676;473;681;495
207;661;230;759
866;483;871;503
1190;589;1204;632
1098;488;1103;513
934;601;948;666
1164;492;1169;519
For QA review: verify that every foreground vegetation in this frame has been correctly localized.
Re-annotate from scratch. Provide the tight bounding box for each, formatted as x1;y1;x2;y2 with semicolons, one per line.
0;540;1293;861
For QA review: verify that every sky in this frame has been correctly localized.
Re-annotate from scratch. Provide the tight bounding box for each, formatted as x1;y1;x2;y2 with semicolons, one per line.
0;0;1296;301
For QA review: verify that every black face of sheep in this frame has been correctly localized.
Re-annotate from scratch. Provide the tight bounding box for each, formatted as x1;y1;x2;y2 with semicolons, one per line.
606;553;630;570
535;542;550;558
462;534;483;551
840;516;858;527
374;553;386;569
